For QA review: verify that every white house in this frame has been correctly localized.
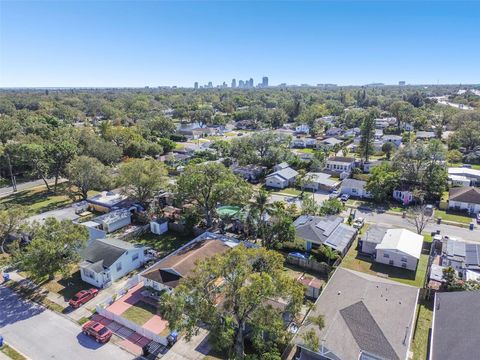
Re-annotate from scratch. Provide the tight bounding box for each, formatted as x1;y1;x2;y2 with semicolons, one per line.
92;209;131;233
340;178;372;198
80;238;147;288
319;137;343;149
303;172;340;192
382;135;403;147
401;122;414;131
448;167;480;186
295;124;310;134
448;187;480;214
325;157;355;174
325;127;342;137
343;127;360;137
393;188;414;205
265;166;299;189
375;228;423;271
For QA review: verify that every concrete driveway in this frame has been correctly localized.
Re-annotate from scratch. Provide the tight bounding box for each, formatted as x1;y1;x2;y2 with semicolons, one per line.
0;286;133;360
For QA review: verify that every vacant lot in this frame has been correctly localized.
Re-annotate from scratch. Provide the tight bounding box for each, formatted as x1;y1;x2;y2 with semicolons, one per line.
341;237;429;288
122;300;157;325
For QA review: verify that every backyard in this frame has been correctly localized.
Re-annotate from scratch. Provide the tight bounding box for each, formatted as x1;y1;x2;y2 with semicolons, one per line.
122;300;158;325
341;236;429;288
411;299;433;360
131;231;193;256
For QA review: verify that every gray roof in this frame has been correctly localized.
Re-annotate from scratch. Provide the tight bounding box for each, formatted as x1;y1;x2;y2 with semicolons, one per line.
82;238;139;269
449;186;480;204
294;215;357;253
416;131;435;138
431;291;480;360
267;166;299;181
296;268;418;360
383;135;402;141
341;178;367;191
362;225;389;245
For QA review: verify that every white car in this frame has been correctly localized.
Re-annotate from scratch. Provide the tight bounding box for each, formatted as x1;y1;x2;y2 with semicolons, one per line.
353;217;365;229
329;190;340;199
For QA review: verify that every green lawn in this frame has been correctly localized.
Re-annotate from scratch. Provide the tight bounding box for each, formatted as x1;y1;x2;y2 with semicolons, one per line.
122;300;157;325
296;148;314;153
411;300;433;360
0;344;27;360
447;163;480;170
273;187;302;196
131;231;193;256
341;237;429;288
42;269;92;300
434;209;473;224
0;183;98;215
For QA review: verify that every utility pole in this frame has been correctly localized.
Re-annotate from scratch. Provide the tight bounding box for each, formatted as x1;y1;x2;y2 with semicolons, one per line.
6;152;17;192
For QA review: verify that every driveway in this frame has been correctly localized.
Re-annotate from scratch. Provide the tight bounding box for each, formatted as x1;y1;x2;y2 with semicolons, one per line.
25;206;80;225
0;286;133;360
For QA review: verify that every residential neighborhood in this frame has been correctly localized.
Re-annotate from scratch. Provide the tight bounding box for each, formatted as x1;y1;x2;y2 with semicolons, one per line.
1;1;480;360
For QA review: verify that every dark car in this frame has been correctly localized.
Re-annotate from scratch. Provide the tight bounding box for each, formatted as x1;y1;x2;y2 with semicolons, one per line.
82;321;112;343
69;288;99;308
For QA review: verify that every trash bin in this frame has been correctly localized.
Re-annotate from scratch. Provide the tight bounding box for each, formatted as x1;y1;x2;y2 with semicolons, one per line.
437;217;442;224
470;222;475;230
2;273;9;282
0;335;3;347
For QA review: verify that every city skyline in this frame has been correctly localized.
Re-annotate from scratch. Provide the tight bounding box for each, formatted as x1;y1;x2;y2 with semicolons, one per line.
1;1;480;87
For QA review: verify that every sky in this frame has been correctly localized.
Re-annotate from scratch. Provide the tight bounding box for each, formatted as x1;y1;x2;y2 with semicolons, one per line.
0;0;479;88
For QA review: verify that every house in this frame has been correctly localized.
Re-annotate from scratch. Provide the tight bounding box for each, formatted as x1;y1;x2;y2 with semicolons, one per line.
305;138;317;148
294;215;357;255
375;229;423;271
294;267;418;360
382;134;403;147
415;131;435;140
343;127;360;137
374;128;384;139
340;179;372;198
318;115;336;125
150;218;169;235
359;225;389;256
319;137;343;149
235;119;256;130
448;186;480;214
430;291;480;360
401;122;414;131
295;124;310;134
375;117;397;129
80;238;147;288
273;162;289;171
440;238;480;276
303;172;341;192
393;187;414;205
325;156;355;174
86;191;131;213
325;127;342;137
141;232;241;291
448;167;480;186
265;166;299;189
232;165;266;183
291;138;306;148
363;160;381;173
92;209;131;233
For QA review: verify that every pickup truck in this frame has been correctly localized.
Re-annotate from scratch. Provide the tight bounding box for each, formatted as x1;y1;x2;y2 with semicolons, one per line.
82;321;112;343
69;288;99;308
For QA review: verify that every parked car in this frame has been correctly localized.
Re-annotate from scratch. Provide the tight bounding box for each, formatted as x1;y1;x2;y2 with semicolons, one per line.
288;252;308;260
340;194;350;201
476;213;480;224
69;288;99;308
352;217;365;229
82;321;112;343
329;190;340;199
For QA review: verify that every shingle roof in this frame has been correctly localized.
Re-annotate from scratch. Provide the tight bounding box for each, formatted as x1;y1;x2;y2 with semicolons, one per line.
362;225;389;245
328;156;355;163
81;238;135;268
267;167;299;181
431;291;480;360
449;186;480;204
341;178;367;190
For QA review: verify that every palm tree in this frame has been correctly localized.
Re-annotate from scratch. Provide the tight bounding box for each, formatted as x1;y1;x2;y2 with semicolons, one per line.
320;245;339;266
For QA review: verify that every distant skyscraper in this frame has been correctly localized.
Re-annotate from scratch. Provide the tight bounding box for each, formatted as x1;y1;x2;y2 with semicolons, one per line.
239;80;245;88
194;82;198;89
208;81;213;88
399;81;406;86
249;78;254;88
262;76;268;87
231;79;236;88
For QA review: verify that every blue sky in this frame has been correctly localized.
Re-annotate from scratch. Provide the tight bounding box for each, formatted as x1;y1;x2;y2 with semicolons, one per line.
1;1;479;87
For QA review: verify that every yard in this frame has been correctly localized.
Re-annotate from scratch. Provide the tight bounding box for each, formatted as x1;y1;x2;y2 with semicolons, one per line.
434;209;473;224
340;237;429;288
271;187;302;196
447;163;480;170
42;269;92;301
411;299;433;360
131;231;193;256
122;300;158;325
0;183;98;215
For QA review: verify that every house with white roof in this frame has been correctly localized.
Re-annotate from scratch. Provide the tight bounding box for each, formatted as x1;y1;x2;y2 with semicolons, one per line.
265;166;299;189
303;172;341;192
375;229;423;271
448;167;480;186
319;137;343;149
325;156;355;175
295;123;310;134
382;134;403;147
340;178;372;198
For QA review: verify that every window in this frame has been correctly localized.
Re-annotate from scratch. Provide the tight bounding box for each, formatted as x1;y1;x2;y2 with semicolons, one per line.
132;253;139;261
352;188;357;194
83;269;95;279
389;260;394;266
401;263;407;269
401;257;408;262
116;262;122;272
383;253;390;258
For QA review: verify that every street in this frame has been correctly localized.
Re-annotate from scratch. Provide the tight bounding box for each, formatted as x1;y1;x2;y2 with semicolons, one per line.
0;285;134;360
0;178;67;198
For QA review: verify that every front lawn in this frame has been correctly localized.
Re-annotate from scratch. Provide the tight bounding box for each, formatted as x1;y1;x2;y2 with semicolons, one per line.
341;237;429;288
0;183;98;215
447;163;480;170
122;300;157;325
42;269;92;300
273;187;302;196
131;231;193;256
434;209;473;224
411;299;433;360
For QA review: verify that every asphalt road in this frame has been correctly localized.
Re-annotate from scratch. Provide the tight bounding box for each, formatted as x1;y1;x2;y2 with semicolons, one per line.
0;286;134;360
0;178;67;198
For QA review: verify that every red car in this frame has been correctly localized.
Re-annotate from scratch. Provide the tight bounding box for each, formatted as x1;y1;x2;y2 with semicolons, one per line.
82;321;112;343
69;288;99;308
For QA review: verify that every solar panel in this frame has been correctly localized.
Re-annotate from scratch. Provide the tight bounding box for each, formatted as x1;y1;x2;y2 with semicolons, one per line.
316;217;342;236
465;244;480;266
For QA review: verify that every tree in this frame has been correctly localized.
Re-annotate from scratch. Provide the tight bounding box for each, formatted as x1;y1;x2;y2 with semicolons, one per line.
359;109;376;162
301;329;320;352
176;163;252;227
365;162;400;203
319;198;343;215
47;128;79;192
158;245;304;359
301;194;320;215
12;218;89;279
268;108;288;129
66;156;110;200
406;206;431;234
260;207;295;249
447;149;463;164
118;158;168;206
0;206;27;253
390;101;415;131
295;170;315;198
381;142;395;160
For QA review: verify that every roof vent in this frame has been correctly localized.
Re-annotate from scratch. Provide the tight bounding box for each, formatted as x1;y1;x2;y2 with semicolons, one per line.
338;291;342;295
